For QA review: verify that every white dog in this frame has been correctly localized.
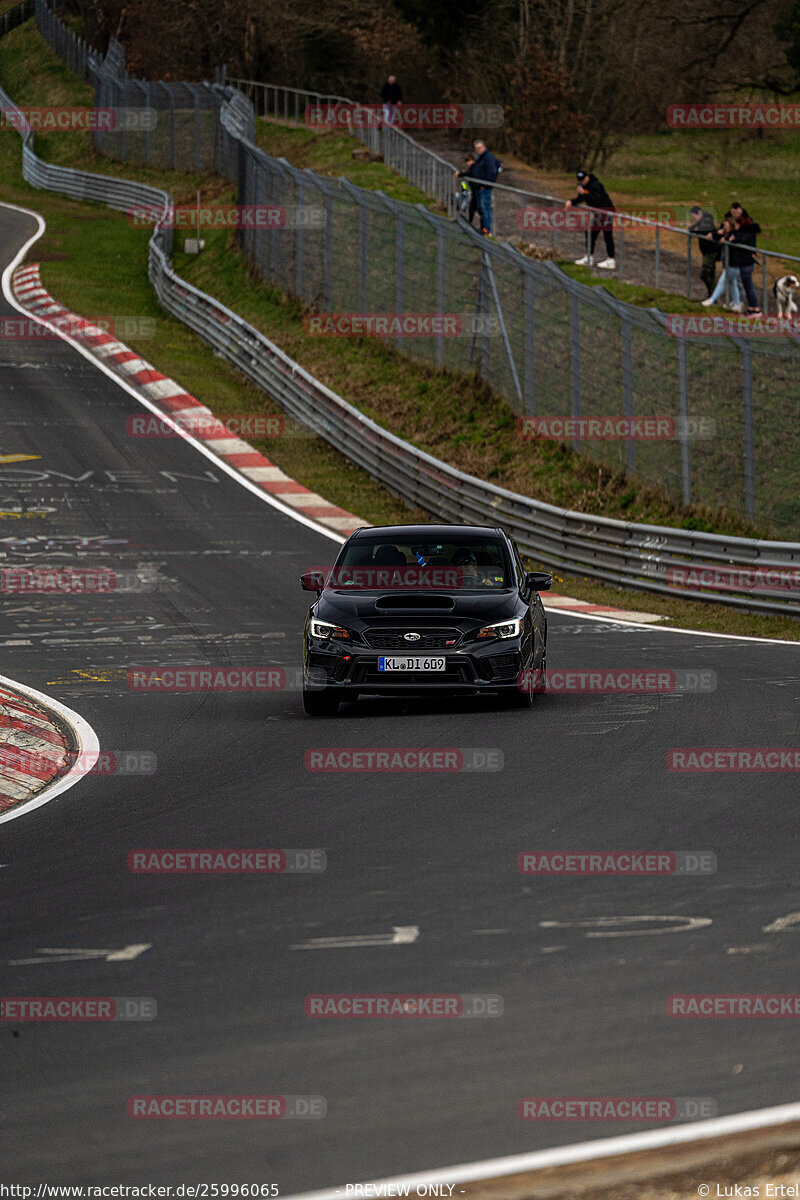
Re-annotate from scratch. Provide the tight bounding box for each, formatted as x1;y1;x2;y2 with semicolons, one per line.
773;274;799;317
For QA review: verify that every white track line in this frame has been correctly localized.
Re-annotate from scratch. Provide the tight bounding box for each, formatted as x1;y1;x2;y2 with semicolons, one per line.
282;1101;800;1200
0;201;343;545
0;671;99;826
3;200;799;645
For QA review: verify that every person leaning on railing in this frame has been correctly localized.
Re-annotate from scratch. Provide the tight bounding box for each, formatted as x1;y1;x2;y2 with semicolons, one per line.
730;204;762;316
566;170;616;270
702;214;743;311
688;205;718;298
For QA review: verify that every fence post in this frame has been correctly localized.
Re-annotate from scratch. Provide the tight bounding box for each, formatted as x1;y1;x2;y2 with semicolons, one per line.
654;225;660;290
741;342;755;519
685;234;692;298
193;87;200;171
323;191;334;311
358;197;368;314
569;290;581;452
621;312;634;475
435;228;445;368
677;339;691;506
762;255;768;315
296;177;305;296
523;270;535;416
395;213;405;354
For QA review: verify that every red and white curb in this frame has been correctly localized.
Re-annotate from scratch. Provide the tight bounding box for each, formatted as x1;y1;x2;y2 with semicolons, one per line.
545;591;668;623
11;264;365;536
0;683;70;814
0;673;99;824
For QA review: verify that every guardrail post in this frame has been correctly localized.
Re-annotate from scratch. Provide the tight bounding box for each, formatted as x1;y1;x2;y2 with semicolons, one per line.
741;342;755;519
622;312;634;474
677;340;692;506
523;270;535;415
569;291;581;452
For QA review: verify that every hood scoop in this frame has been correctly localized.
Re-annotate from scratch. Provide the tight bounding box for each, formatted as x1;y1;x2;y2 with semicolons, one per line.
374;593;455;611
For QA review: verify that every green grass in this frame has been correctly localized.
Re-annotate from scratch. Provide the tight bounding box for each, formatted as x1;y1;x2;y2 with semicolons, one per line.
0;17;798;639
603;127;800;261
253;121;435;207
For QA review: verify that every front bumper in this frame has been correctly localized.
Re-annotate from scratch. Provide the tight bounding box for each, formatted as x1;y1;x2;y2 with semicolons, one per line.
304;640;536;695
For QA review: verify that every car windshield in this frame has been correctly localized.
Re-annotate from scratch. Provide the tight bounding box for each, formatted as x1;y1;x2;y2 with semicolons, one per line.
331;536;510;590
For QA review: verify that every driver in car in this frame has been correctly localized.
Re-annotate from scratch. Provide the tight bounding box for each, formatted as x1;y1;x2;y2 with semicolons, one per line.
452;547;504;587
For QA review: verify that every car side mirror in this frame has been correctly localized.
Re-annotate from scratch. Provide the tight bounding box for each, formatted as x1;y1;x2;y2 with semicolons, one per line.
300;570;325;593
526;571;552;592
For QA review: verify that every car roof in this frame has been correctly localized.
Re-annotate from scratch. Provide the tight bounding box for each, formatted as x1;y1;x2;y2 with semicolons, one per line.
348;524;504;540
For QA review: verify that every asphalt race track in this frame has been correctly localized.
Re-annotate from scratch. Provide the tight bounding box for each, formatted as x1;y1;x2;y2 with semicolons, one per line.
2;200;799;1189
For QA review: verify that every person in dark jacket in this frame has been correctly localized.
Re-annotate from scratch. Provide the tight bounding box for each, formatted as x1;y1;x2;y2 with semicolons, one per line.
380;75;402;125
702;214;743;310
456;155;479;225
730;203;762;314
688;205;718;297
566;170;616;268
471;140;501;235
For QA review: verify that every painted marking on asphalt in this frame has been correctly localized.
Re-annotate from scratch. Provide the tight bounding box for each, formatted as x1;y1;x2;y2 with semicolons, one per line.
9;943;152;965
763;911;800;933
538;915;712;938
291;926;419;950
0;454;40;463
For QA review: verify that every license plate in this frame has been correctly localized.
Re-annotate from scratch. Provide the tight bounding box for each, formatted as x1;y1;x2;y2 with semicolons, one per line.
378;656;446;672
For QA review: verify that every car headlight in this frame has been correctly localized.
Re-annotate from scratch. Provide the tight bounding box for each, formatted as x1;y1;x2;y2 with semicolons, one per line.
310;618;351;641
475;617;524;641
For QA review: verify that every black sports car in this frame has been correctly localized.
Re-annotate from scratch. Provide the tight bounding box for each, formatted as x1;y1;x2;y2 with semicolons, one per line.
300;523;550;716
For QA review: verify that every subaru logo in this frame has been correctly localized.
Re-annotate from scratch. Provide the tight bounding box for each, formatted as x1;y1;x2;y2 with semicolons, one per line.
404;632;421;642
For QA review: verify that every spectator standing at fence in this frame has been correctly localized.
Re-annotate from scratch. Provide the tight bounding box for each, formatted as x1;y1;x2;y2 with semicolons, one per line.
456;155;479;225
380;75;403;126
471;140;501;235
702;215;743;310
688;205;718;297
730;203;762;315
566;170;616;269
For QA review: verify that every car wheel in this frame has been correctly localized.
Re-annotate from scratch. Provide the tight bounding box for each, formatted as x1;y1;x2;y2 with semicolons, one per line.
303;688;340;717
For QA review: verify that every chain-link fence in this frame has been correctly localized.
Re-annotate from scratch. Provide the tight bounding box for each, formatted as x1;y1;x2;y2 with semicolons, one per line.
32;0;800;537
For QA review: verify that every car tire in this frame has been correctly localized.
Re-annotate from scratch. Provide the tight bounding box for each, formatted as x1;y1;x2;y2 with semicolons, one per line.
303;688;340;717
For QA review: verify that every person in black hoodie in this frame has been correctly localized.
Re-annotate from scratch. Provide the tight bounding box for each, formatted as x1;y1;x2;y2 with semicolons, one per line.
566;170;616;268
380;76;402;126
730;203;762;315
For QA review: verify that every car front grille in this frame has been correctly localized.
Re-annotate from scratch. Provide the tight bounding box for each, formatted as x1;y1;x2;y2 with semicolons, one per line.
361;628;462;650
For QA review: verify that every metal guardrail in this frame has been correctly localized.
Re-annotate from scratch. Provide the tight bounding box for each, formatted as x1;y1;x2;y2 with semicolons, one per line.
4;2;800;616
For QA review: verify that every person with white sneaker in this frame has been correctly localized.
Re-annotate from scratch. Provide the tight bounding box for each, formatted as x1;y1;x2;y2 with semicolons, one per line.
566;170;616;269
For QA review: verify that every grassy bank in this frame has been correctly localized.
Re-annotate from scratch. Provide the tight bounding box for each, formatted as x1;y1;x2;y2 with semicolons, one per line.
0;18;798;639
